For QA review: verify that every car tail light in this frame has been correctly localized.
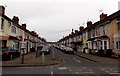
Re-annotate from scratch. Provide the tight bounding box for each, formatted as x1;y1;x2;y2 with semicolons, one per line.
3;51;10;53
0;53;2;55
111;54;117;57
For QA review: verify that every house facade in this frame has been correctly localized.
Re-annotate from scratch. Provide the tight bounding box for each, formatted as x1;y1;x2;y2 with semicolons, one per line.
58;10;120;55
0;6;46;54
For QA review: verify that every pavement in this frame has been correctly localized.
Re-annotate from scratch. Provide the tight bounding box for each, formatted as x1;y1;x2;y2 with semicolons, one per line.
74;51;120;65
1;50;120;67
1;52;63;67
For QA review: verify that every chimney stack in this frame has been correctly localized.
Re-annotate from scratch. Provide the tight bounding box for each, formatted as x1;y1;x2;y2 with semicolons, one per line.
21;24;26;30
79;26;84;31
75;30;78;33
12;16;19;24
100;13;107;20
87;21;92;27
0;6;5;15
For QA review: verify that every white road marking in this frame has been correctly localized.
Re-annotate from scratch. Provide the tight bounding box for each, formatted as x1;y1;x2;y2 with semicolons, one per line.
18;67;35;69
73;58;81;63
51;66;53;76
58;67;67;70
109;73;120;74
89;70;93;72
109;69;113;71
51;71;53;75
105;71;109;73
51;66;53;69
114;71;118;72
78;72;95;74
76;72;78;74
83;67;87;69
68;68;72;72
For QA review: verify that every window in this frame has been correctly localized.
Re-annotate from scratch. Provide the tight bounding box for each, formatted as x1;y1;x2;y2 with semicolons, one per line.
119;41;120;49
104;41;107;50
95;29;97;36
1;18;4;30
116;41;120;49
11;26;16;33
100;41;103;49
103;25;107;35
88;42;91;49
92;42;94;49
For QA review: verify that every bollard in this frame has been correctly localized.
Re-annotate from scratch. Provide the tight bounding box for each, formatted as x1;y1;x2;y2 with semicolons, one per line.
21;48;24;64
42;52;45;63
21;54;24;64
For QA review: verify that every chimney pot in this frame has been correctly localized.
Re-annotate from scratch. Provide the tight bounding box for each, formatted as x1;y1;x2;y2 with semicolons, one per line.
21;24;26;30
75;30;78;33
79;26;84;31
100;13;107;20
87;21;92;27
12;16;19;24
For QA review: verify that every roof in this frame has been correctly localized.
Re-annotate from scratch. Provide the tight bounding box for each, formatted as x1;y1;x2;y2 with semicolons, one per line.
78;10;120;35
0;14;43;40
0;14;12;21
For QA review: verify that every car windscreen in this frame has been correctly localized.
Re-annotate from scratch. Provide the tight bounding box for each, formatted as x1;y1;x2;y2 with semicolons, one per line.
2;48;13;52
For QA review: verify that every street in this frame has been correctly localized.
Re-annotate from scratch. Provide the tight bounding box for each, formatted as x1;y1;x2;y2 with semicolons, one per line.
2;47;120;76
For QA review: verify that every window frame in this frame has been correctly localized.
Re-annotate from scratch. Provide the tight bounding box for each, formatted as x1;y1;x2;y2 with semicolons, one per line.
11;25;16;34
116;41;120;50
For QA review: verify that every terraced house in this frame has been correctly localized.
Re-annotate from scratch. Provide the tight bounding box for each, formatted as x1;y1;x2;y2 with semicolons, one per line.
0;6;46;54
58;10;120;55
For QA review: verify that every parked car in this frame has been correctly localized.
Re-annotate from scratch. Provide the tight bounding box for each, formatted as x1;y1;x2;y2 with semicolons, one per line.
56;45;74;54
0;48;2;61
64;47;74;54
0;47;20;60
60;45;66;51
96;49;105;56
105;49;118;58
40;46;50;55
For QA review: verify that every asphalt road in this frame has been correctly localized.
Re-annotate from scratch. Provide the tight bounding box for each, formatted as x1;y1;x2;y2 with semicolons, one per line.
2;46;120;76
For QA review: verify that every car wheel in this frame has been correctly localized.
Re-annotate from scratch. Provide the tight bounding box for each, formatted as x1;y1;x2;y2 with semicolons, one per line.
10;55;13;60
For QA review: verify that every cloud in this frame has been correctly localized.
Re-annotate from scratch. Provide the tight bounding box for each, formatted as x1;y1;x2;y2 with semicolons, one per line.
2;0;119;41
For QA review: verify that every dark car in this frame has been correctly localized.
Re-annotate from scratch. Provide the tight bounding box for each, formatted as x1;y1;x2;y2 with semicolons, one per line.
96;49;105;56
64;47;74;54
105;49;118;58
40;46;50;55
0;47;20;60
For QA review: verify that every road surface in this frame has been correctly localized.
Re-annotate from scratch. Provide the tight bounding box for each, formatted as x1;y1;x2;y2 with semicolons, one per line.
2;46;120;76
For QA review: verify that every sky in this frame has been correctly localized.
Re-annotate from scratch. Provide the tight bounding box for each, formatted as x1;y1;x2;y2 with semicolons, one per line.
0;0;120;42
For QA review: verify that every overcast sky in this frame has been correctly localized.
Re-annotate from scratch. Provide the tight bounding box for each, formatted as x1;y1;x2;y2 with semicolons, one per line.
0;0;120;42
